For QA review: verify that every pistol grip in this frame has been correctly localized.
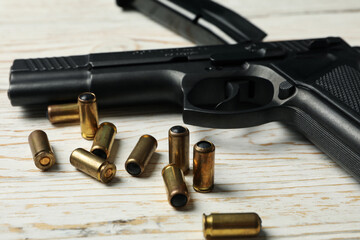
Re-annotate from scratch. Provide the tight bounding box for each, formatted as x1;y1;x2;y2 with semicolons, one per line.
283;87;360;181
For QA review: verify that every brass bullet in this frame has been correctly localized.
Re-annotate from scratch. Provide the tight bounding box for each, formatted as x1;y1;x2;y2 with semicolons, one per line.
91;122;117;160
125;135;157;176
162;164;189;208
70;148;116;183
193;140;215;193
169;125;189;175
28;130;56;170
203;213;262;239
78;92;99;140
47;103;79;124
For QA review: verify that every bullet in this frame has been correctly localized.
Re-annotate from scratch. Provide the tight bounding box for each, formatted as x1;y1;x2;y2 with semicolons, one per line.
91;122;117;160
162;164;189;208
169;125;189;174
78;92;99;140
125;135;157;176
203;213;262;239
28;130;56;170
193;140;215;193
70;148;116;183
47;103;79;124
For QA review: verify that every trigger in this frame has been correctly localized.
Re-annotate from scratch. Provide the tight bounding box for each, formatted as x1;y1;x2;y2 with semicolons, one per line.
215;82;240;110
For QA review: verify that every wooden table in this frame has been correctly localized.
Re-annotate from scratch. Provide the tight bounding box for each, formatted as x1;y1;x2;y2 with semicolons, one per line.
1;1;360;239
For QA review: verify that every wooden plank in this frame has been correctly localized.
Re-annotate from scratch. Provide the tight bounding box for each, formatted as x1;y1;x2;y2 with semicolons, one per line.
1;0;360;239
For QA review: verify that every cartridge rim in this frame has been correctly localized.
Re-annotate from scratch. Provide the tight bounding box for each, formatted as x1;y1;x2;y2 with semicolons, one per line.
125;159;142;176
161;163;176;175
170;193;188;208
99;122;117;133
169;125;189;136
194;140;215;153
78;92;96;103
193;184;214;193
202;214;211;238
81;133;95;140
98;162;117;183
34;151;56;170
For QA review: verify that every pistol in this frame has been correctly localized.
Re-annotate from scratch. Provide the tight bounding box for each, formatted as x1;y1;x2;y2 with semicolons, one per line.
8;37;360;180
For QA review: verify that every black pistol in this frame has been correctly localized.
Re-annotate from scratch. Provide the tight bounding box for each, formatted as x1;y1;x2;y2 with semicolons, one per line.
8;37;360;181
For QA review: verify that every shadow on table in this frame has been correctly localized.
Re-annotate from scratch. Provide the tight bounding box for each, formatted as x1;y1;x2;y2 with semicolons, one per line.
211;184;239;196
45;145;62;172
99;103;181;119
138;152;163;179
108;138;120;164
207;230;268;240
176;196;196;212
20;105;47;119
106;176;121;187
20;102;181;124
20;102;180;118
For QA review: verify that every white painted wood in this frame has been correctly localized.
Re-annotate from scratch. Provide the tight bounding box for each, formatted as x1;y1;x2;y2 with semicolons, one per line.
1;0;360;239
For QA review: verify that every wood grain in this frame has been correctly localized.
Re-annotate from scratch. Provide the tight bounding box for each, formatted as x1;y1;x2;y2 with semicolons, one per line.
1;0;360;239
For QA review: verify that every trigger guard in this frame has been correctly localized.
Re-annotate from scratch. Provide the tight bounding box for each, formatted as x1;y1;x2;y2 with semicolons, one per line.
182;64;297;128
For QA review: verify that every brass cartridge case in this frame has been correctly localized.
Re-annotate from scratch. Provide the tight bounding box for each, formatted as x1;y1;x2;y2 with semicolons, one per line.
168;125;189;174
162;164;189;208
28;130;56;170
78;92;99;140
125;135;157;176
90;122;117;159
47;103;79;124
193;140;215;193
70;148;116;183
203;213;262;239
